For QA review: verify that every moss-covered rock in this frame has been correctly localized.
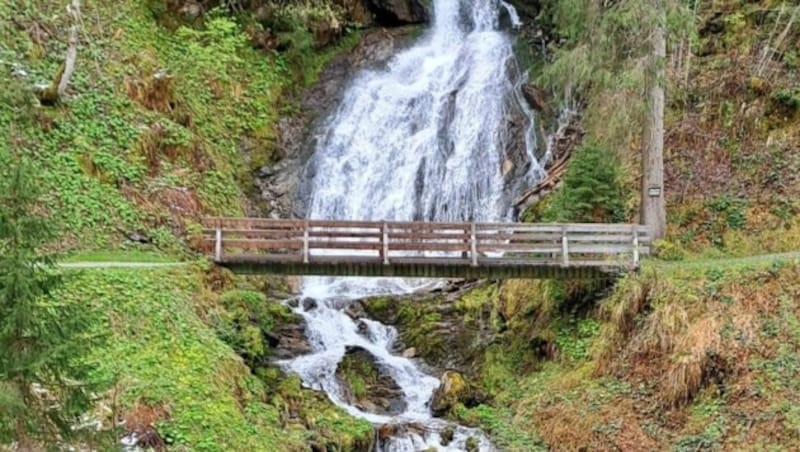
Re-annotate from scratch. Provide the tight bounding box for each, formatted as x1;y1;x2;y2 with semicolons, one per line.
335;346;407;415
430;371;486;417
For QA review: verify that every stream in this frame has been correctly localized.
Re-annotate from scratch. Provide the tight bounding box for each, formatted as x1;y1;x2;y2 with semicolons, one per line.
281;0;543;449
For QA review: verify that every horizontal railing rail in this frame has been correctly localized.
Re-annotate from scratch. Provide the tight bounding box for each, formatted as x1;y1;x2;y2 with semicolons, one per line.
199;218;651;272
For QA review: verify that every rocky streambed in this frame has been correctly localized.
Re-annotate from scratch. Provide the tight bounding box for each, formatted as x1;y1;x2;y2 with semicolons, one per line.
270;281;497;450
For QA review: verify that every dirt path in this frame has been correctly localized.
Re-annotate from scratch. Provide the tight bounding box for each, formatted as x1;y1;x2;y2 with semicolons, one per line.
58;262;187;269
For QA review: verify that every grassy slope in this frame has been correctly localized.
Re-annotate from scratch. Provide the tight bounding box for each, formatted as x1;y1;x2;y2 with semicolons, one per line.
664;0;800;256
2;0;373;448
2;0;283;252
452;258;800;451
60;266;371;451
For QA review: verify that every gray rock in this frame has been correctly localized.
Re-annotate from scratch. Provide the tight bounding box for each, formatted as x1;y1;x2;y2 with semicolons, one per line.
302;297;318;311
273;323;312;359
345;301;367;319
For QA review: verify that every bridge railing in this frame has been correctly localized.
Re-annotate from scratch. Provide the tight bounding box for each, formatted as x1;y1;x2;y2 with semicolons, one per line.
200;218;651;269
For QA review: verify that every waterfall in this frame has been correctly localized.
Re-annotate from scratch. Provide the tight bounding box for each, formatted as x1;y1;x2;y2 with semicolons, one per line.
282;0;541;449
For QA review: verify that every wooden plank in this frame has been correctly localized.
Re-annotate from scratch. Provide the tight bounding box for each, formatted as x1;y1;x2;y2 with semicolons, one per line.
568;244;649;254
204;229;303;239
387;242;470;252
204;217;305;228
307;219;384;228
475;233;563;241
475;224;564;233
308;230;381;239
219;239;304;250
475;244;562;253
388;231;471;240
307;241;382;250
566;233;636;242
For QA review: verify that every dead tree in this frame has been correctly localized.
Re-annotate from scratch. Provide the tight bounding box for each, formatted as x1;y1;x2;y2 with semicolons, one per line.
35;0;80;105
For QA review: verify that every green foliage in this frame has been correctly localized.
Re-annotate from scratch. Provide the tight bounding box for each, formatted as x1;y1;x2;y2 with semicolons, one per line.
337;353;378;399
535;0;695;207
175;13;249;82
211;289;298;365
0;154;99;444
541;144;626;222
771;88;800;115
554;318;600;362
47;265;374;450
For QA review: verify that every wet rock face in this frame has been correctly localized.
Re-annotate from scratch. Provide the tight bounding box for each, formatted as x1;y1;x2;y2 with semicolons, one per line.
335;346;408;415
367;0;429;25
254;27;419;219
267;314;312;360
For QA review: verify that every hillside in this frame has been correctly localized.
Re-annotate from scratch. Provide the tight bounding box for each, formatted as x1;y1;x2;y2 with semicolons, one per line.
1;0;799;450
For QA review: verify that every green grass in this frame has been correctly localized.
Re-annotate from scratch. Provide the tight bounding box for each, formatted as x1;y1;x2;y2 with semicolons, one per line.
58;265;372;450
61;250;177;263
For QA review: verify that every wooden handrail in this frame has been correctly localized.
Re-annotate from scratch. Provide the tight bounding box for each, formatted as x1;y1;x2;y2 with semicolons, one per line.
201;217;653;271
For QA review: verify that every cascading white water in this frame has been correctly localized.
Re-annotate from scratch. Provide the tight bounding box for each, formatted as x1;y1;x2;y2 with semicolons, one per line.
282;0;541;450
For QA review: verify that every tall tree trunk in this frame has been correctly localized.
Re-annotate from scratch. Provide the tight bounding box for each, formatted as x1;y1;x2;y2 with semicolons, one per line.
641;1;667;240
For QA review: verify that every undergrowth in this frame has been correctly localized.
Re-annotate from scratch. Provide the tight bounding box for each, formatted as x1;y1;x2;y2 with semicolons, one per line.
59;266;373;450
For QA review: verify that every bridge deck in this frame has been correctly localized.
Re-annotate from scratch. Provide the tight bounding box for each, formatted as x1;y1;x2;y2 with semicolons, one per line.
200;218;651;279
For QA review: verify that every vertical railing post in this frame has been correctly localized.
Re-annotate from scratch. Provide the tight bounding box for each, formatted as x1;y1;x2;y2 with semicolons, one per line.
382;222;389;265
561;225;569;267
303;219;310;264
632;225;640;268
470;223;478;267
215;227;222;262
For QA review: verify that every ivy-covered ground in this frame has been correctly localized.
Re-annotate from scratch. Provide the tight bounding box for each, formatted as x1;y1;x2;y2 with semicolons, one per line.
1;0;357;252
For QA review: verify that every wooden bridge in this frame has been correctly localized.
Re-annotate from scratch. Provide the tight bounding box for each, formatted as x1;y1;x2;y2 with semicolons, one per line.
200;218;651;279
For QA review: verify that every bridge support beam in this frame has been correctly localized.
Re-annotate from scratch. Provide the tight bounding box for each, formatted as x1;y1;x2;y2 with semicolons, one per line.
218;259;621;280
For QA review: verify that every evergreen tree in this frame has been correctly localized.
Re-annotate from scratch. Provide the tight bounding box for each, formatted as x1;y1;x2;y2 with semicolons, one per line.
542;144;626;223
0;152;96;446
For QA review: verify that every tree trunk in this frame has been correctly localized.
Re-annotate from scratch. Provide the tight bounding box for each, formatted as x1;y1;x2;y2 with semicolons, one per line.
641;1;667;240
35;0;80;105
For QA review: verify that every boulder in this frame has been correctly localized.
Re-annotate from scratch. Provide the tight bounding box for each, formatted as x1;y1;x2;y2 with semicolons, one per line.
430;371;485;416
367;0;428;25
440;425;455;446
345;300;367;319
302;297;318;311
335;346;407;415
356;319;370;336
377;422;426;441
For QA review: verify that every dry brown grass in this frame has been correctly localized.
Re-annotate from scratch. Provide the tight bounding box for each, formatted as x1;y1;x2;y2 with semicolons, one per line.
661;316;723;407
125;71;177;114
123;400;171;450
533;396;657;451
